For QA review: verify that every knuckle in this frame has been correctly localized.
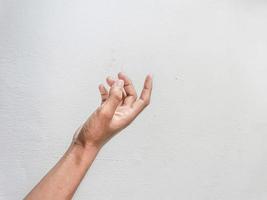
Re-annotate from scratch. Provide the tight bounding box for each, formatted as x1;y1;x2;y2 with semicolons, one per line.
133;94;138;99
112;90;122;101
95;107;102;114
97;107;111;119
96;106;103;113
143;99;150;106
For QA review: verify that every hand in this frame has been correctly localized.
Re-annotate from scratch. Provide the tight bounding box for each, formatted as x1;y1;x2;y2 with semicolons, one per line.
74;72;153;149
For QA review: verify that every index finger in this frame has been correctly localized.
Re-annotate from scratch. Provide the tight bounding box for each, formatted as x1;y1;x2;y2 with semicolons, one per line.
133;74;153;114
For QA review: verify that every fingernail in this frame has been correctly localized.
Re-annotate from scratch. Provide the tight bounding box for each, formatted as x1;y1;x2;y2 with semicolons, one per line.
148;74;153;79
115;80;124;87
107;76;113;81
118;72;124;76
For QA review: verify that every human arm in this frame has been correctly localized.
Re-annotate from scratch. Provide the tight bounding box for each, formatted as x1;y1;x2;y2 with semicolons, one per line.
24;72;153;200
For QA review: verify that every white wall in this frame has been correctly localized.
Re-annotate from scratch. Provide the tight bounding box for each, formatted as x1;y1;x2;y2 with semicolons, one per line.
1;0;267;199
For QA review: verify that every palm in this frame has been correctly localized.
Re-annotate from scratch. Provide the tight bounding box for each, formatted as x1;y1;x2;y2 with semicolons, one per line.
111;105;134;131
98;72;152;134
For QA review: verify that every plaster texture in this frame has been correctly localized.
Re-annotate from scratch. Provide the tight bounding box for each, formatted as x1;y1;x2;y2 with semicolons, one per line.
1;0;267;199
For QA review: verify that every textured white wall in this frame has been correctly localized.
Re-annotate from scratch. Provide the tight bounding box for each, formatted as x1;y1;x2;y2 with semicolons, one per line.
1;0;267;199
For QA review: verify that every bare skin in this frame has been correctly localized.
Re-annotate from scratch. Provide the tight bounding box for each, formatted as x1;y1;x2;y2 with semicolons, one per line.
24;72;153;200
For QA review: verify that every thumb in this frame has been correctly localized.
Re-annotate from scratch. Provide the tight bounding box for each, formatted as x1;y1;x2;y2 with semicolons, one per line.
101;79;124;118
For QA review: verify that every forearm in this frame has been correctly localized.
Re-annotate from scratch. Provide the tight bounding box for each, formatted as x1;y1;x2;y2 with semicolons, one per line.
25;142;100;200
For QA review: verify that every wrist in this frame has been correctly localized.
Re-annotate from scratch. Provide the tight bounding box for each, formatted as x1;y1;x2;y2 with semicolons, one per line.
72;126;106;151
72;138;102;153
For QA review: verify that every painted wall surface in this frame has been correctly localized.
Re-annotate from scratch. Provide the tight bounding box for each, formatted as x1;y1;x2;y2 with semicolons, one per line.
1;0;267;199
